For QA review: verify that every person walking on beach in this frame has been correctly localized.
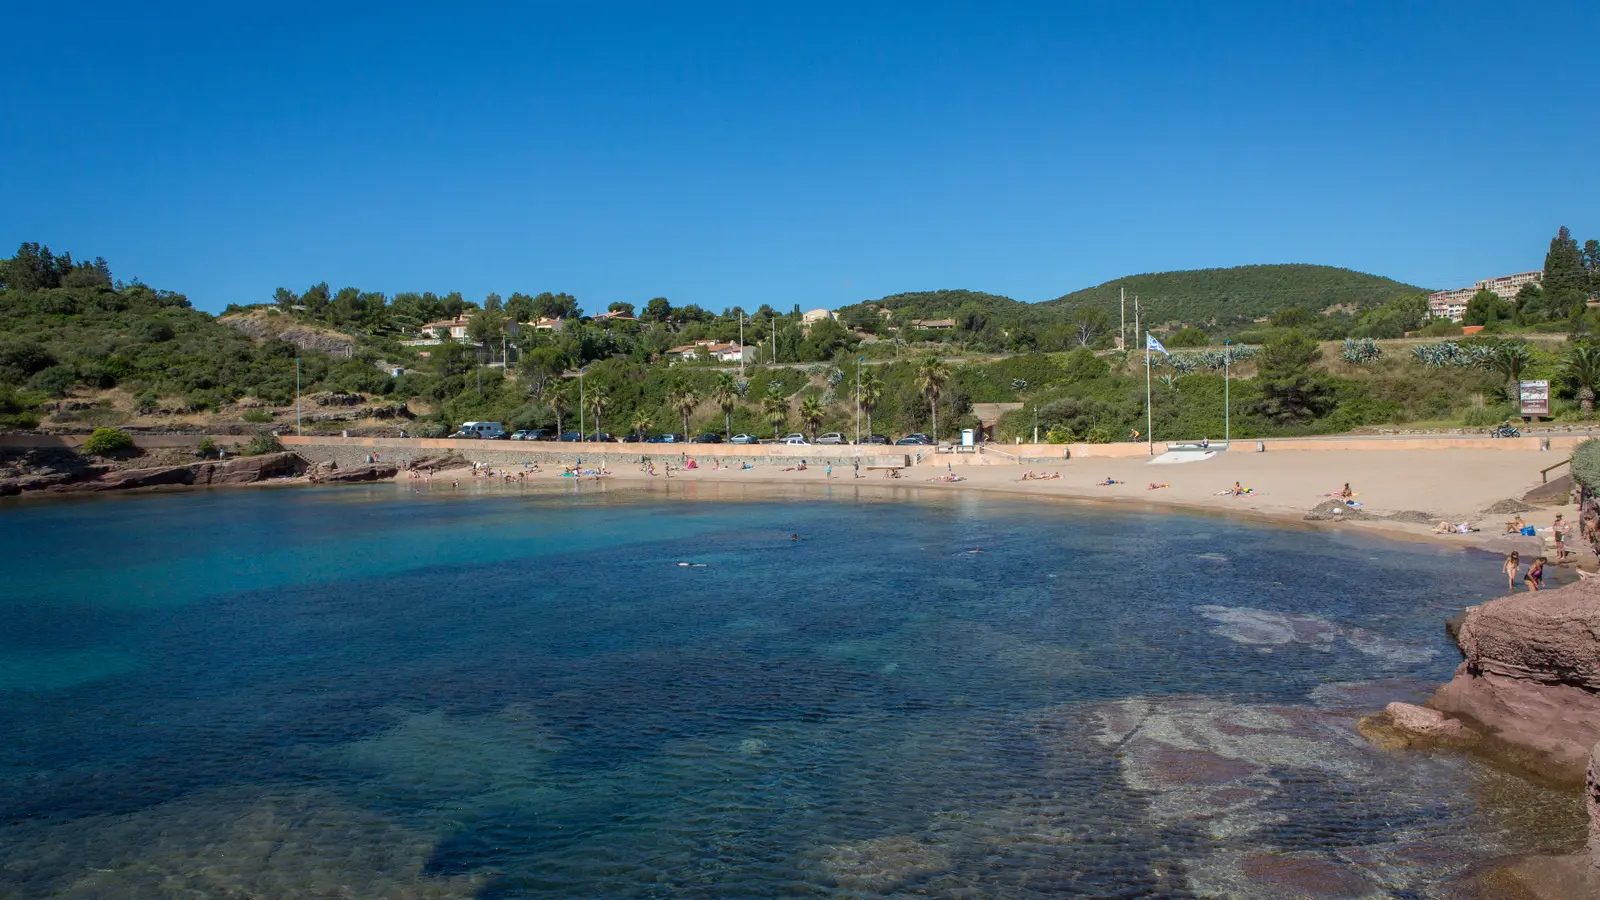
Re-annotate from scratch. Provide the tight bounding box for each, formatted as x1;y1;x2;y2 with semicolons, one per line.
1504;552;1520;591
825;462;832;479
1524;556;1546;591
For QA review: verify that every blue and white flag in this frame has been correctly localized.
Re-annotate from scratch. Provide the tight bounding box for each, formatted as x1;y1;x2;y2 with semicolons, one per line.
1146;333;1169;356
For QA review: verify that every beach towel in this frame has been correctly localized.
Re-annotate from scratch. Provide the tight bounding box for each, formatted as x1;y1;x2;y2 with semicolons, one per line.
1521;526;1537;536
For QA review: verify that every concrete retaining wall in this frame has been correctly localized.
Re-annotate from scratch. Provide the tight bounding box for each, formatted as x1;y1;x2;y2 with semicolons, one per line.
276;436;912;471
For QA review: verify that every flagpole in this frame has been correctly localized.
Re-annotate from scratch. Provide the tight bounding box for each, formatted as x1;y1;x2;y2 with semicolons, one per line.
1145;335;1153;456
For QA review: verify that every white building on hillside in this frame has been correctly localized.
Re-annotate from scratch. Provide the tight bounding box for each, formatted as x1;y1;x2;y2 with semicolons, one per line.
1427;270;1542;322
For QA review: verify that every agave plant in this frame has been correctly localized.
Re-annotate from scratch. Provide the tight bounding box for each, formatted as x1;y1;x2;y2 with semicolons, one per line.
826;367;844;387
1339;338;1382;364
1012;378;1029;391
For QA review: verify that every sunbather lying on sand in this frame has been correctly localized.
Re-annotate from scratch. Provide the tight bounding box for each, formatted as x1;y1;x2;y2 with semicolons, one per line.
1434;520;1478;534
1097;477;1121;486
1148;482;1170;491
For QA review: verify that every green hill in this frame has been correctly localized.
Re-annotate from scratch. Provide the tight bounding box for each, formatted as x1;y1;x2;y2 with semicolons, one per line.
1039;264;1427;326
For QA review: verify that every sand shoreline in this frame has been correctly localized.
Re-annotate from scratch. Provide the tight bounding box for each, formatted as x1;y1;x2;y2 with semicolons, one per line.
390;446;1585;564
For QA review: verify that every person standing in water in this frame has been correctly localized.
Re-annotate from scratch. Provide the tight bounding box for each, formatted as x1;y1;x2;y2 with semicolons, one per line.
1503;552;1520;591
1524;556;1545;591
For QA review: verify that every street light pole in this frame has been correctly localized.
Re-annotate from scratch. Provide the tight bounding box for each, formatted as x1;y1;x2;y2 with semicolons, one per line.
1223;339;1231;446
1032;406;1038;444
739;312;745;378
855;357;862;447
295;357;302;436
579;369;585;439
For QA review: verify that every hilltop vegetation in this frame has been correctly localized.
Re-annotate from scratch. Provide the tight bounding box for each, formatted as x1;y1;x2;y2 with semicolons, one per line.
1040;264;1427;326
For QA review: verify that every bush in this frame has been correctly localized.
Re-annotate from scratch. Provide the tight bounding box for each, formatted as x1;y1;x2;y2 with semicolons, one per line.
1461;405;1509;427
1045;424;1073;444
241;409;274;423
240;433;284;456
197;437;217;457
82;426;135;455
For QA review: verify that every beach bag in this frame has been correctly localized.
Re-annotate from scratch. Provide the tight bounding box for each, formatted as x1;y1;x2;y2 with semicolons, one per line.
1521;526;1536;536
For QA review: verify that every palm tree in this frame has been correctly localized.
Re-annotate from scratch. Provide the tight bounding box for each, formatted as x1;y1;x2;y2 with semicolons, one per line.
588;385;610;438
799;395;825;440
1565;345;1600;418
710;372;738;440
669;386;699;437
915;355;950;441
547;380;572;435
857;369;883;438
630;410;652;441
761;387;788;438
1476;341;1534;403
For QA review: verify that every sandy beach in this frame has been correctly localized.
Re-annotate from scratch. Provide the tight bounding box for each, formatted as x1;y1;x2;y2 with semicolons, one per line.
403;447;1585;561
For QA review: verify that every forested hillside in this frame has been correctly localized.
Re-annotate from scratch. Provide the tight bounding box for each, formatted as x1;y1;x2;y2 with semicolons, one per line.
1040;265;1427;325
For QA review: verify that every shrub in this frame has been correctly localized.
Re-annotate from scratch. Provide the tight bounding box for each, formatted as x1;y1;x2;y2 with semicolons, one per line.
197;437;218;457
1461;406;1508;428
1572;438;1600;490
241;409;274;423
1045;424;1074;444
240;433;284;456
82;426;135;455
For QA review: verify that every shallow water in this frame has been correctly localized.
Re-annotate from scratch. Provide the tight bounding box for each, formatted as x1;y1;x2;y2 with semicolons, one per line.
0;484;1583;898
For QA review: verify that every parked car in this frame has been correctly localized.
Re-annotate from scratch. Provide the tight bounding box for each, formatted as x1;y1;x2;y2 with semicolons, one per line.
815;432;848;445
692;433;723;443
729;433;761;445
585;433;615;442
510;429;550;441
859;434;891;445
621;432;647;443
557;431;583;442
646;433;684;444
781;433;809;445
894;434;932;446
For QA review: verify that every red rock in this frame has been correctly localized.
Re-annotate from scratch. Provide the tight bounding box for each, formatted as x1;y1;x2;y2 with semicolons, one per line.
1422;582;1600;787
1238;853;1373;898
1384;702;1470;740
316;464;398;483
1589;742;1599;868
1140;744;1259;787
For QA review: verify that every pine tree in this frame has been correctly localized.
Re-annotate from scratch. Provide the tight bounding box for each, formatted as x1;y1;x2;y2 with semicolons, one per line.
1542;226;1588;317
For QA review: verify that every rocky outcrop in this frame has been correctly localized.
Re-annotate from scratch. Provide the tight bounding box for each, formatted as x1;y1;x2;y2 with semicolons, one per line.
1425;582;1600;786
1589;742;1599;868
196;452;307;485
221;314;355;356
0;452;309;496
314;463;397;483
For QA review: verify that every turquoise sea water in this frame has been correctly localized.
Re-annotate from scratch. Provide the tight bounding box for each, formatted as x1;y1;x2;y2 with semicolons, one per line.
0;484;1584;898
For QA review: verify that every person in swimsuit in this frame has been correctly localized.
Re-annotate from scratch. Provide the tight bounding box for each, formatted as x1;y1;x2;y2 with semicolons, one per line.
1503;552;1520;591
1524;556;1545;591
1553;514;1569;561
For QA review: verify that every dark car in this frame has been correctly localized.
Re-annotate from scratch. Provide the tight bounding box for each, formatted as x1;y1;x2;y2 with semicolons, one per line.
646;433;684;444
557;431;583;442
585;433;615;443
621;433;647;442
692;433;723;443
894;434;933;446
859;434;891;445
510;429;550;441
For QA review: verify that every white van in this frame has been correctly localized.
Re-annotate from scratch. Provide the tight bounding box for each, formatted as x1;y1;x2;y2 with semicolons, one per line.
455;421;507;439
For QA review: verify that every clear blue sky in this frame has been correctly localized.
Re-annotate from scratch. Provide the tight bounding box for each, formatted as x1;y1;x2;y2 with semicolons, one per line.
6;2;1596;314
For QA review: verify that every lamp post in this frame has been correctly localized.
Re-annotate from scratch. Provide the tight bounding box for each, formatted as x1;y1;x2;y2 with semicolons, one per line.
579;368;585;440
295;357;302;436
1032;406;1038;444
739;311;745;378
1223;339;1232;446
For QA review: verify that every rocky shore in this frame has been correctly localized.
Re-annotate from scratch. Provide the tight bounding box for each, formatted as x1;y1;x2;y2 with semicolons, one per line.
1360;580;1600;897
0;450;310;496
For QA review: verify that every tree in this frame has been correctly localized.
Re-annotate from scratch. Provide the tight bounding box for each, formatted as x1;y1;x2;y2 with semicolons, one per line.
467;306;506;347
1166;327;1209;348
1271;306;1316;328
1584;240;1600;293
668;384;698;436
531;292;580;320
520;345;569;397
1477;341;1534;402
761;387;788;438
857;369;883;437
630;410;652;440
1463;289;1513;326
799;395;825;439
1564;345;1600;418
588;385;610;437
505;292;535;323
1543;226;1589;319
1514;282;1545;322
915;354;950;440
710;372;738;439
1070;308;1110;347
608;301;636;317
1253;329;1329;423
547;380;572;435
643;297;673;324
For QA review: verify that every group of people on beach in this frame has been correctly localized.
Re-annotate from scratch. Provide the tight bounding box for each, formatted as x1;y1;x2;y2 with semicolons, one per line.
1019;471;1061;480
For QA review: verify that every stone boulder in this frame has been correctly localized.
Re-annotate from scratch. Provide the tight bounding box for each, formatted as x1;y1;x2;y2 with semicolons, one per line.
53;465;196;492
315;464;397;483
195;451;306;485
1426;581;1600;787
1590;742;1599;868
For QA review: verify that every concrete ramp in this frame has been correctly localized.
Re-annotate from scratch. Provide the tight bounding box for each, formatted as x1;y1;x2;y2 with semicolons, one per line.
1149;449;1217;465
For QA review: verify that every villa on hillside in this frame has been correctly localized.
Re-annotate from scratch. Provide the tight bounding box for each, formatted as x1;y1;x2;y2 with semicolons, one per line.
913;318;956;330
591;310;638;322
1427;270;1542;322
666;340;755;363
801;308;837;326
